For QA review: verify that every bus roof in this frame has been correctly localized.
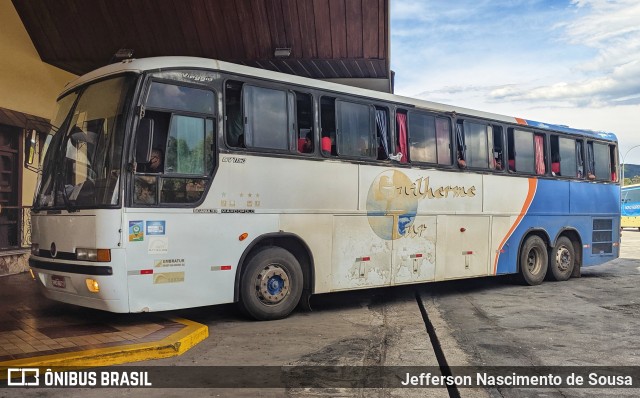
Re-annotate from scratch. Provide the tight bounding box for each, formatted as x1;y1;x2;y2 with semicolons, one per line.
62;56;617;142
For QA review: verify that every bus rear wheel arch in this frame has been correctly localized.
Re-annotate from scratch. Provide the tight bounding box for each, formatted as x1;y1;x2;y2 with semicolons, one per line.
238;246;304;321
518;235;548;285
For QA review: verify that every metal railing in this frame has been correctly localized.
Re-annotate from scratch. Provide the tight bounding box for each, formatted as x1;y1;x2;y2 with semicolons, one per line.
0;205;32;250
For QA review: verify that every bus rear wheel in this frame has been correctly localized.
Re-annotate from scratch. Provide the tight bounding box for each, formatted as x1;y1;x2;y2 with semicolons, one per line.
548;236;575;281
518;235;548;285
239;247;303;321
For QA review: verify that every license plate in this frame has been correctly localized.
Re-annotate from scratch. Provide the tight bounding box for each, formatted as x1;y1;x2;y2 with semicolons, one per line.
51;275;66;289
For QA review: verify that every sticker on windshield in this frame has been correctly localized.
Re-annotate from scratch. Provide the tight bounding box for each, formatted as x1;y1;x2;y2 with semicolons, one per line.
129;221;144;242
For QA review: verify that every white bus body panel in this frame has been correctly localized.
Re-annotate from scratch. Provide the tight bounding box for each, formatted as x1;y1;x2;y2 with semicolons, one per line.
123;209;278;312
204;155;359;212
30;210;129;312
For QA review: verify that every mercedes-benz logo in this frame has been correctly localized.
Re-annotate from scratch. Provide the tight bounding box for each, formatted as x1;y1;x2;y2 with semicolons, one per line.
50;242;57;258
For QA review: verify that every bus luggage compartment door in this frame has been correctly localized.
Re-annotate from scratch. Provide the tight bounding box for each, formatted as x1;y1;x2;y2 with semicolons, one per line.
437;215;490;280
392;215;437;284
331;215;392;290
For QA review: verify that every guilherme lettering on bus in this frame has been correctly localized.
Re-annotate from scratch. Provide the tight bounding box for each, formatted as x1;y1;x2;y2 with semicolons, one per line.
397;177;476;199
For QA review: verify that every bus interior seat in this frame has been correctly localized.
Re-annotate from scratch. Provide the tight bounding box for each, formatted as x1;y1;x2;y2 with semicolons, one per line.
321;137;331;153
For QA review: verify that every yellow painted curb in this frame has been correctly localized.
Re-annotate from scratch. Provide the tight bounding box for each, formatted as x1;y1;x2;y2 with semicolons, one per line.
0;317;208;372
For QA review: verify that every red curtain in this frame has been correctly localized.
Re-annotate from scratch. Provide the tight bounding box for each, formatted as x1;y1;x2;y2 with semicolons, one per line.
534;135;545;175
396;113;408;163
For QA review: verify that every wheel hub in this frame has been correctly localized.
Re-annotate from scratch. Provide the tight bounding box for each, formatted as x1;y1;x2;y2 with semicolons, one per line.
556;246;571;272
527;248;541;274
256;264;290;304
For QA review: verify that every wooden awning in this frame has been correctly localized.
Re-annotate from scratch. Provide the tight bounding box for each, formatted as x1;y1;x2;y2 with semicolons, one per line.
0;107;51;133
12;0;390;84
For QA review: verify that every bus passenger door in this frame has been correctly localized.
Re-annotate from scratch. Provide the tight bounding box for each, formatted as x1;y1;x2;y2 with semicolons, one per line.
437;215;490;280
331;215;392;290
392;215;437;284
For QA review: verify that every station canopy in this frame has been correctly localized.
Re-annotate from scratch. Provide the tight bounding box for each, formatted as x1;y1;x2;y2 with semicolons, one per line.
13;0;391;92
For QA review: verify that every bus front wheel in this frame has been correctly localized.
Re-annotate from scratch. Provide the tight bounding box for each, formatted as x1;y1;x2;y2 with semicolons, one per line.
548;236;575;281
518;235;548;285
239;247;303;321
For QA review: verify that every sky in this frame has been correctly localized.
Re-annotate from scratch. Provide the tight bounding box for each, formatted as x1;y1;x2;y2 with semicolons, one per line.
390;0;640;164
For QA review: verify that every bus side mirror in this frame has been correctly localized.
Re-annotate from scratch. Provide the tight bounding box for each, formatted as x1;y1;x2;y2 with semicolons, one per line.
135;118;154;163
25;129;37;166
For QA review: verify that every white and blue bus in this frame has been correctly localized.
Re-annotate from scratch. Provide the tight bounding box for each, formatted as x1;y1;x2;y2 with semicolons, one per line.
29;57;620;320
621;184;640;230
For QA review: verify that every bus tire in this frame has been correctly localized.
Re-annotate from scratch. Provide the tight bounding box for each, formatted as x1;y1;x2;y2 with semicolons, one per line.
518;235;548;285
238;247;303;321
549;236;575;281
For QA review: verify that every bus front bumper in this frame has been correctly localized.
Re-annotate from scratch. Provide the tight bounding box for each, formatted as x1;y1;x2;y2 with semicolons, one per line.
29;257;130;313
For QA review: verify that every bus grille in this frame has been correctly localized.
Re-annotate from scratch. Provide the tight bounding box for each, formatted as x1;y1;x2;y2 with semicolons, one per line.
592;218;613;255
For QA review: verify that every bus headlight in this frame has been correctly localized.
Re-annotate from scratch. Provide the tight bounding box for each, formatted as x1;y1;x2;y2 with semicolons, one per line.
31;243;40;256
76;248;111;262
85;279;100;293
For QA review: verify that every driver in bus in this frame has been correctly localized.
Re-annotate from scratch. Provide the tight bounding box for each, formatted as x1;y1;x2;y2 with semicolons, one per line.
140;148;163;173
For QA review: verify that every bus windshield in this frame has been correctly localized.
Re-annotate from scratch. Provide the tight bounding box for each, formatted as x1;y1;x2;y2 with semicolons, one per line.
35;74;136;210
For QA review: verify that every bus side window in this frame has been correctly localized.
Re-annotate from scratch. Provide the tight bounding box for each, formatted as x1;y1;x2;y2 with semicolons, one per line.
550;135;561;176
375;107;390;160
459;120;490;169
576;139;585;178
507;128;515;172
320;97;336;156
396;110;408;163
437;117;452;165
558;137;577;178
136;81;216;206
295;92;313;154
336;100;375;158
492;125;503;170
134;175;157;205
455;122;465;168
408;112;436;163
136;110;170;173
407;111;451;166
534;133;546;176
225;81;244;148
609;144;618;182
590;141;611;181
243;85;288;150
510;128;535;174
